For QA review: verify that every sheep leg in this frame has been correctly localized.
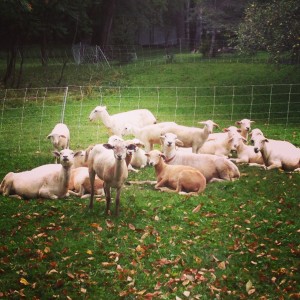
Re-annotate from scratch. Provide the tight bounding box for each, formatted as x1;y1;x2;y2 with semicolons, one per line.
265;162;282;170
89;169;96;209
115;187;121;216
155;179;168;189
104;185;111;215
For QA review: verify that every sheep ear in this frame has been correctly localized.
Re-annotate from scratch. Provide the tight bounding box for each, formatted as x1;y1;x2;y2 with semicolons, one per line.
74;151;82;157
160;154;166;160
175;139;184;147
250;120;255;123
127;144;136;151
264;139;269;143
235;121;241;125
53;151;60;157
47;134;52;139
223;128;229;132
103;143;114;150
213;122;220;128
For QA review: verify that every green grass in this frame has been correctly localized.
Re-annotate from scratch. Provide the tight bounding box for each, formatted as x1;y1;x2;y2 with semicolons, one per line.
0;56;300;299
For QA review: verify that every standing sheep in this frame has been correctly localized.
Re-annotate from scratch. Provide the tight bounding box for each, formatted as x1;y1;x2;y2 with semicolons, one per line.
146;150;206;195
0;149;74;199
89;105;156;136
121;122;177;152
47;123;70;163
88;140;136;216
160;120;219;153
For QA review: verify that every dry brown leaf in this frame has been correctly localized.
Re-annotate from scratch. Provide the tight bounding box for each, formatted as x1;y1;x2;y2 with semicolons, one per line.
192;204;203;213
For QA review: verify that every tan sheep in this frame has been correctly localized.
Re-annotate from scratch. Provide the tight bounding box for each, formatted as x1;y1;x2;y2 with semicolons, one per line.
146;150;206;195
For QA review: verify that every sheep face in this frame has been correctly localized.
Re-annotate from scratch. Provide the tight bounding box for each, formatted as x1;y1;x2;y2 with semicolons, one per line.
198;120;219;134
89;106;107;121
160;133;184;148
53;149;74;167
250;128;263;139
121;125;131;137
103;141;136;161
145;150;165;166
47;134;67;148
236;119;254;132
252;136;269;153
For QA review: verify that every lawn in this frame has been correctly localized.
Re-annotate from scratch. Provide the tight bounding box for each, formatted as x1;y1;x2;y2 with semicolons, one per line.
0;55;299;299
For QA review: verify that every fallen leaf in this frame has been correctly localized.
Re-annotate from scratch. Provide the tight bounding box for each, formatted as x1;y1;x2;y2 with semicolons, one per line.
86;249;93;255
246;280;253;292
183;291;190;297
192;204;203;213
218;261;226;270
20;278;30;286
128;223;136;230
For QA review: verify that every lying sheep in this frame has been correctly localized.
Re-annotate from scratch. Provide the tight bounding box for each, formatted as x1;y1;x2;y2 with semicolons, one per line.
230;135;264;166
236;118;255;141
89;105;156;136
68;167;104;198
252;134;300;171
121;122;177;152
161;133;240;183
88;140;136;216
198;131;241;157
0;149;74;199
73;150;88;168
146;150;206;195
47;123;70;163
161;120;219;153
126;139;148;170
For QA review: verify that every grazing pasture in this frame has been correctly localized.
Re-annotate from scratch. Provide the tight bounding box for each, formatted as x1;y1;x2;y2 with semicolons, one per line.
0;60;299;299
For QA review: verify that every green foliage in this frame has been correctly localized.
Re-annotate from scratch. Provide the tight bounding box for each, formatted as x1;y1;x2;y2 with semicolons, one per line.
237;0;300;62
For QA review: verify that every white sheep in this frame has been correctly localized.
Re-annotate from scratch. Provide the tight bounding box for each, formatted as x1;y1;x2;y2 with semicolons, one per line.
0;149;74;199
208;125;241;141
160;133;240;183
107;135;139;172
88;140;136;216
89;105;156;136
198;131;241;157
126;139;148;170
252;134;300;171
230;135;264;166
236;119;255;140
161;120;219;153
121;122;177;152
145;150;206;195
73;150;88;168
68;167;104;198
47;123;70;163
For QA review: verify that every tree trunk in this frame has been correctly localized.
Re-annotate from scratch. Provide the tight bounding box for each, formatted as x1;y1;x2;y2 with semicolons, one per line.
91;0;116;46
3;45;17;87
209;28;216;57
16;47;24;88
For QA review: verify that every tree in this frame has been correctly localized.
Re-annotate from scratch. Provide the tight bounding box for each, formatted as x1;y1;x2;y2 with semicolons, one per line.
192;0;249;57
237;0;300;63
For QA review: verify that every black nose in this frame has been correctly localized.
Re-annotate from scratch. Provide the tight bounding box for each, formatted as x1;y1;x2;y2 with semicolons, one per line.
254;148;259;153
168;142;172;147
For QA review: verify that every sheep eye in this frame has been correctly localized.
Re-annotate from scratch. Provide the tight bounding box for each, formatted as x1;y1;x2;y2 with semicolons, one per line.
250;140;254;145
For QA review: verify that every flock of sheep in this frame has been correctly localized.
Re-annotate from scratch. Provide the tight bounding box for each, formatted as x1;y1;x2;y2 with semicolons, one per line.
1;105;299;216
